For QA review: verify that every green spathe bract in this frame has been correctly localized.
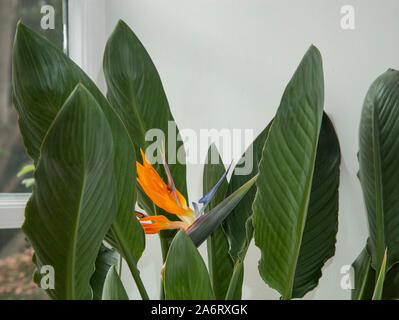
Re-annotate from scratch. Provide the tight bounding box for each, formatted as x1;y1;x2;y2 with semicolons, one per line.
187;175;258;247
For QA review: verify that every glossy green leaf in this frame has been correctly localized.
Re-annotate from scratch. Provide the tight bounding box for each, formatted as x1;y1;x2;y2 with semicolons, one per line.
12;23;145;295
23;85;117;299
164;231;215;300
203;144;234;300
358;69;399;272
91;244;119;300
253;46;340;299
372;249;387;300
224;122;271;260
187;175;258;247
102;265;129;300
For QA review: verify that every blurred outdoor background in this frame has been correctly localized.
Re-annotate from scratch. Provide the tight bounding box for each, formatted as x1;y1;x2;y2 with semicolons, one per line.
0;0;64;299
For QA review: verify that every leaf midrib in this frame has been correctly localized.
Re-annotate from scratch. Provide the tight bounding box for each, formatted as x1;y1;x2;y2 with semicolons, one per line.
283;120;321;300
67;139;88;299
372;102;385;273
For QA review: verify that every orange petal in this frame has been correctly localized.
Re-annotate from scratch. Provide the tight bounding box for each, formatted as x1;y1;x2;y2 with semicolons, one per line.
139;215;188;234
136;149;193;217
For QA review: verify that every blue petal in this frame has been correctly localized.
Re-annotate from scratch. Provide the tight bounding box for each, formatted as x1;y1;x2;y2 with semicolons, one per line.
192;202;200;218
199;163;231;214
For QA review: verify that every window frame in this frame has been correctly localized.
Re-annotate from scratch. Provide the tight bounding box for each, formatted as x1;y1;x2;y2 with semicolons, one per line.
0;194;29;229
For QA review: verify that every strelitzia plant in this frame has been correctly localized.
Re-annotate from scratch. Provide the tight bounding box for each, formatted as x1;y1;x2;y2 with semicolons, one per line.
12;19;341;300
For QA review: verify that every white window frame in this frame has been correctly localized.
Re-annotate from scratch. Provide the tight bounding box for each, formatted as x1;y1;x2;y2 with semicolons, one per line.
0;194;29;229
0;0;73;230
68;0;107;91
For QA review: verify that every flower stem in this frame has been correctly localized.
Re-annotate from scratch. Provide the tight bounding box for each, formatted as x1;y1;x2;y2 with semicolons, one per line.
125;253;150;300
158;232;173;299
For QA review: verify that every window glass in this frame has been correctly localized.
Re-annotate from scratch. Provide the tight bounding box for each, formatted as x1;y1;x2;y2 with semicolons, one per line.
0;229;48;299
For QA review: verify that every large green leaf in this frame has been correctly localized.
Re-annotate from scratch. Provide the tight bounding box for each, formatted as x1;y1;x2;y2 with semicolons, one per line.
358;69;399;272
103;20;188;263
23;85;117;299
163;231;215;300
103;20;186;190
224;122;271;260
253;46;340;299
103;20;190;299
102;265;129;300
203;144;234;300
12;22;145;295
90;244;119;300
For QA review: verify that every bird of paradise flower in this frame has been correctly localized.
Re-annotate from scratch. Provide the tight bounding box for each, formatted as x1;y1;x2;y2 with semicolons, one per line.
136;147;231;235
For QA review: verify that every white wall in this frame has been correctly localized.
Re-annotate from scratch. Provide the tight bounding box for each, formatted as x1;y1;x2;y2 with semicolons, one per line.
69;0;399;299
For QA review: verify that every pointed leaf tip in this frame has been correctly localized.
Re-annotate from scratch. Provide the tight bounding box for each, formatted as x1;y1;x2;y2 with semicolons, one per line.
372;248;387;300
164;231;214;299
102;265;129;300
116;19;128;28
